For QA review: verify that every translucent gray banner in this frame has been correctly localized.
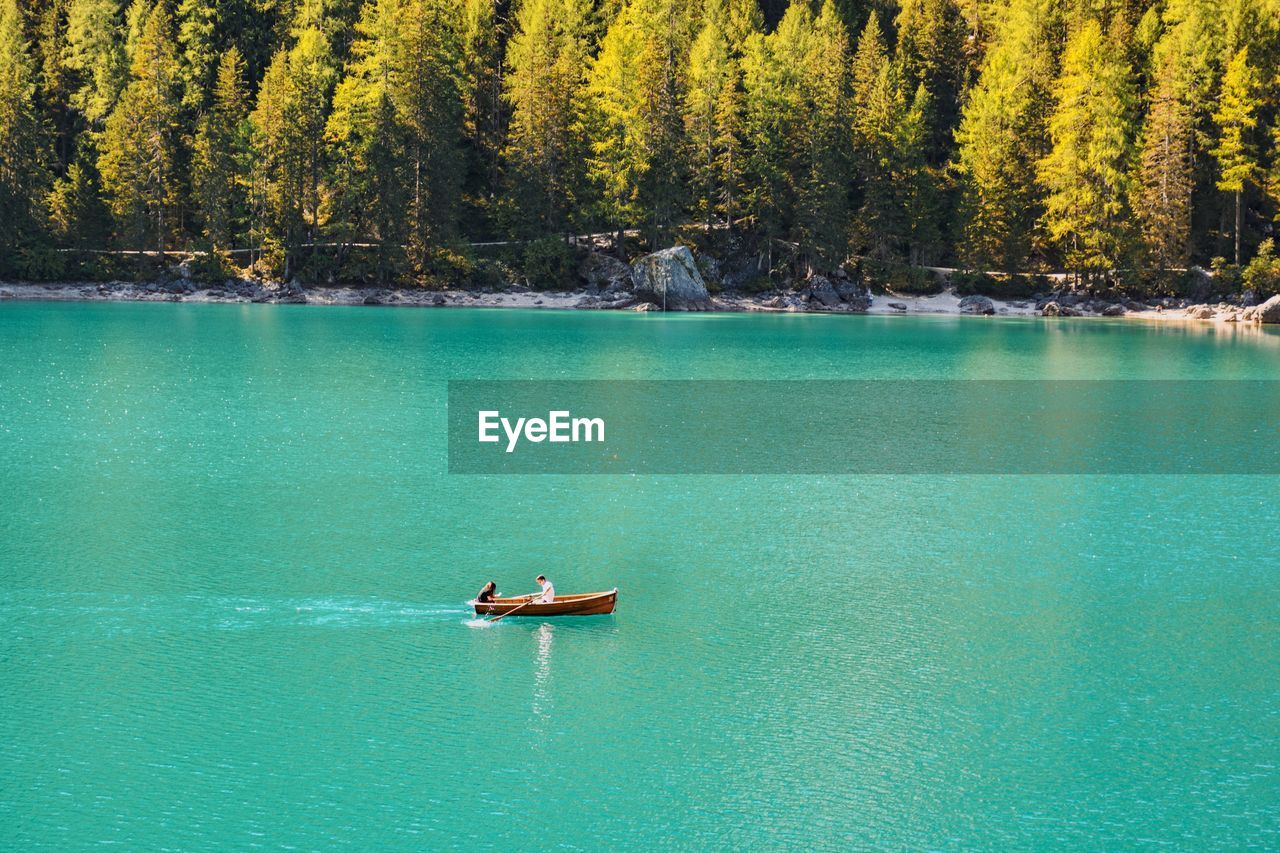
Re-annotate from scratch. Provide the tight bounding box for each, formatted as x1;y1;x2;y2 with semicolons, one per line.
447;381;1280;474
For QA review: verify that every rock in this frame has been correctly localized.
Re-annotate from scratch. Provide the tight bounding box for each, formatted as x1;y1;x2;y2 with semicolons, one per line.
887;302;907;311
1124;300;1146;313
578;252;633;293
1041;301;1080;317
630;245;712;310
958;294;995;315
1241;289;1258;307
1253;294;1280;324
363;292;383;305
633;301;659;311
696;255;723;288
1187;304;1214;320
599;295;637;310
1102;303;1126;316
1221;309;1241;323
432;294;446;306
806;275;842;308
834;280;871;312
575;295;601;308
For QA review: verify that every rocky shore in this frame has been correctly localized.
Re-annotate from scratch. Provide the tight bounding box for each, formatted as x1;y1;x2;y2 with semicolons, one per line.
4;244;1279;325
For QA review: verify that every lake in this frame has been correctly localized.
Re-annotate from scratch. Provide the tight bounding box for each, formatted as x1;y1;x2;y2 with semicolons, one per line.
1;302;1277;848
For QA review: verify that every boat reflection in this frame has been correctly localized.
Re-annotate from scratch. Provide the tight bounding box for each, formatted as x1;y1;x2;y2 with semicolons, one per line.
532;622;553;722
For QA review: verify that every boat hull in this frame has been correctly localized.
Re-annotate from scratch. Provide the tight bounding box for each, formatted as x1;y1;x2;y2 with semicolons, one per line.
470;588;617;617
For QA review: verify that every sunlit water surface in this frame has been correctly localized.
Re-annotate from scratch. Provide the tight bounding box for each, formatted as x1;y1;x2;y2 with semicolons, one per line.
1;303;1277;848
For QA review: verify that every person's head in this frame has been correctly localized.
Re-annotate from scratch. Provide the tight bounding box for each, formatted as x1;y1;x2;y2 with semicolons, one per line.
536;575;546;584
481;580;495;593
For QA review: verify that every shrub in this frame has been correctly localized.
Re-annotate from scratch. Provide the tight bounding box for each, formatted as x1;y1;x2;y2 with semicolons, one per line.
520;237;576;290
9;242;66;281
418;246;477;289
251;238;286;280
1242;239;1280;298
189;248;238;283
1209;257;1241;293
865;260;941;295
949;270;997;296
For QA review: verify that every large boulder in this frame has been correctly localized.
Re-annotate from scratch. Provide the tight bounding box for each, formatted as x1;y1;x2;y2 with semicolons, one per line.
1102;303;1126;316
1186;304;1215;320
578;252;633;293
835;280;872;312
806;275;842;308
630;246;713;310
958;294;995;315
1255;294;1280;324
1042;301;1080;317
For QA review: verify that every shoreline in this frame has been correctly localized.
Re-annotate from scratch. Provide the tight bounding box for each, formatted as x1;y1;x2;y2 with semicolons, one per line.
1;280;1276;326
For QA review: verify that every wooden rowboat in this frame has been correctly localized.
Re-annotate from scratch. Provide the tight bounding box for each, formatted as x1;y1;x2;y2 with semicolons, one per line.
469;588;618;618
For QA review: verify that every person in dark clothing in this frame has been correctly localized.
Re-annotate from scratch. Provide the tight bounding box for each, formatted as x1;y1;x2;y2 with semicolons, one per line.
476;581;498;603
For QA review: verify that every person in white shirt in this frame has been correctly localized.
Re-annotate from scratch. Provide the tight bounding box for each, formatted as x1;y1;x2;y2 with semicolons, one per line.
533;575;555;603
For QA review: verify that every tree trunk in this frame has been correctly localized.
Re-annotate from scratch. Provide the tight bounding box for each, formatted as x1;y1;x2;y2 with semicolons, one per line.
1234;190;1242;266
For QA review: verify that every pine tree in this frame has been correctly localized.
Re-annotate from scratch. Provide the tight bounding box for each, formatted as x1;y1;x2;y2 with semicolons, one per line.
740;0;850;270
248;50;293;268
394;0;465;266
898;83;941;265
0;0;53;273
850;12;899;259
176;0;218;110
97;0;183;254
460;0;502;230
741;1;813;264
684;0;740;229
724;0;764;51
503;0;591;237
192;47;251;251
1038;19;1138;279
895;0;967;147
1134;45;1194;269
796;0;851;268
1211;46;1261;266
249;3;335;276
34;0;77;167
586;0;695;249
953;0;1058;272
64;0;129;125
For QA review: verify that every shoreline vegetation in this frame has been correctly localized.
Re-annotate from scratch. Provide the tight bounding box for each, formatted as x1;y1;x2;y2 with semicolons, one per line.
3;0;1280;310
5;243;1279;325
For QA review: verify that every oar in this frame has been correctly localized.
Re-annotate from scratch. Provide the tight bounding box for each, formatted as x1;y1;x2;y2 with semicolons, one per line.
487;596;537;623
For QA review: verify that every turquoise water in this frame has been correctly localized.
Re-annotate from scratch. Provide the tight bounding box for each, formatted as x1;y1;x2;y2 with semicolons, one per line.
1;302;1278;848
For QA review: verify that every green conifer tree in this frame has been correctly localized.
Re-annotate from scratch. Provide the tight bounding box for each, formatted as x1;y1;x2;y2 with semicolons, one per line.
192;47;251;251
248;2;335;276
953;0;1058;272
64;0;129;125
586;0;695;249
1134;45;1194;269
394;0;465;266
503;0;591;237
97;0;183;253
176;0;218;109
1211;46;1261;265
460;0;502;231
1038;19;1138;279
0;0;53;274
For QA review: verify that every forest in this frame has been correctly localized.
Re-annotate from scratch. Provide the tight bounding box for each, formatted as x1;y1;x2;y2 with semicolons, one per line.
1;0;1279;293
